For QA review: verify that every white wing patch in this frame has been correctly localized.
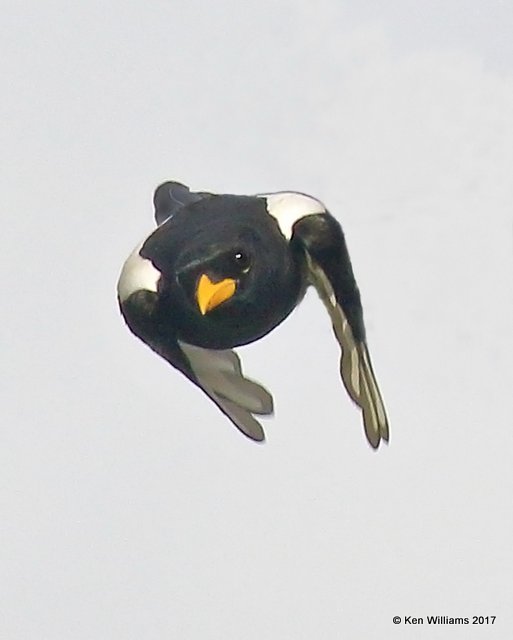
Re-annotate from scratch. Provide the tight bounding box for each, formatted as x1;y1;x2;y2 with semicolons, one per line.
258;191;326;240
117;239;162;302
179;341;273;441
305;253;389;448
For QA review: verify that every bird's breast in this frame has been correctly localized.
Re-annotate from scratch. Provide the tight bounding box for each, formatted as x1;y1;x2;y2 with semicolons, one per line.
164;270;304;349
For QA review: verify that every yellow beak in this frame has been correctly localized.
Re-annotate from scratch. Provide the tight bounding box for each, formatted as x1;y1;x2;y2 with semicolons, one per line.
196;273;236;315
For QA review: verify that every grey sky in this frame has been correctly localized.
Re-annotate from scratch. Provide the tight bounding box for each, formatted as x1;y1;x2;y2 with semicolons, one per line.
2;1;513;638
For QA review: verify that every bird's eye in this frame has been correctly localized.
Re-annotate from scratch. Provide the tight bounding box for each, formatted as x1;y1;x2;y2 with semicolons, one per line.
233;251;251;273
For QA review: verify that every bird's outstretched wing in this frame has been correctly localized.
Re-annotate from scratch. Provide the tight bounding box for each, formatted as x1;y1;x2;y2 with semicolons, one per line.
122;292;273;441
291;213;389;448
177;342;273;441
153;181;212;226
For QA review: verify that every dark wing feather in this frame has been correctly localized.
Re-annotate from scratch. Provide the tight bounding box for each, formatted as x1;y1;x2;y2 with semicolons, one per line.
292;213;389;448
153;181;212;226
121;291;272;441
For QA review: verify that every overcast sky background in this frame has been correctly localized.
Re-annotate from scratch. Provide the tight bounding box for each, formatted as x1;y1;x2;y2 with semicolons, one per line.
2;1;513;638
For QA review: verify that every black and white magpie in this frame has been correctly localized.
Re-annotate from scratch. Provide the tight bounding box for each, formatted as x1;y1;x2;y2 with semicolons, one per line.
117;181;389;448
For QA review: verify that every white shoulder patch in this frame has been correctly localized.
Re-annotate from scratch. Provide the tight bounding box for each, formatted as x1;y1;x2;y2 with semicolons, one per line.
117;239;161;302
258;191;326;240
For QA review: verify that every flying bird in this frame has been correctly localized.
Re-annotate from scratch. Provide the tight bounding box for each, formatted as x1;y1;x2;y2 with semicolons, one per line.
117;181;389;448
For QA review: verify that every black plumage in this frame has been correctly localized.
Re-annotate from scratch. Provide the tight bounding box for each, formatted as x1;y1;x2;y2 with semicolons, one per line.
118;181;389;447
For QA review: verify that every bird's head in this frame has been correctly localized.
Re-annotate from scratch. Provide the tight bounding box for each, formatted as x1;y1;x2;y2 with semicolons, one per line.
175;242;253;316
135;194;303;348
